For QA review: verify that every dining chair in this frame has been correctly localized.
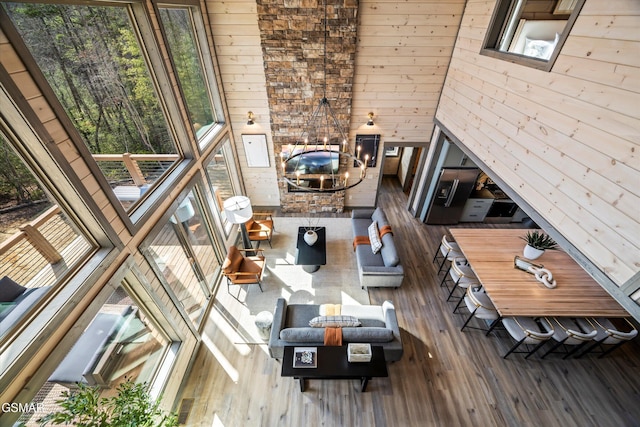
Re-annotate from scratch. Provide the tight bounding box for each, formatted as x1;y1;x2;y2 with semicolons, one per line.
501;317;555;359
457;286;500;333
574;317;638;358
442;257;480;302
432;235;464;276
245;213;275;248
221;246;266;298
539;317;598;359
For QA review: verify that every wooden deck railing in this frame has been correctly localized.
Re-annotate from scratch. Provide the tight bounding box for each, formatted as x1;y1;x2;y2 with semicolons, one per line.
0;205;90;287
92;153;180;187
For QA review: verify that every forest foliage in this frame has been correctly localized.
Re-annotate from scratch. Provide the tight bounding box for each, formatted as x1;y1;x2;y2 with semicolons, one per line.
1;2;216;203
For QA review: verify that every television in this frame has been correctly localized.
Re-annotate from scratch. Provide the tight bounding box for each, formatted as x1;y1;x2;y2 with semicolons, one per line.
284;145;340;174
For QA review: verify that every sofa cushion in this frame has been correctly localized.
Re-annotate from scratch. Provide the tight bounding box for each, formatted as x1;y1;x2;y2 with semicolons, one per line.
309;315;361;328
355;245;384;267
371;207;388;227
280;327;325;342
341;305;385;326
285;305;320;328
351;219;370;239
342;327;394;342
380;234;400;267
0;276;26;302
368;221;382;254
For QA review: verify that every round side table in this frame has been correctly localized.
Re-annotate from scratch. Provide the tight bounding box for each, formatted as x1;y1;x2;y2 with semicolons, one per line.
255;311;274;340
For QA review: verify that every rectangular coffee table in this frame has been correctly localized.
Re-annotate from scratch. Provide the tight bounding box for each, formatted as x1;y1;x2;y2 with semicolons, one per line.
295;227;326;273
281;345;388;392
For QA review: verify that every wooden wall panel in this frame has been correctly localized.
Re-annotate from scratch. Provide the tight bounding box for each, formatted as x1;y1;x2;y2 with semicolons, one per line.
207;0;280;206
435;1;640;288
351;0;466;144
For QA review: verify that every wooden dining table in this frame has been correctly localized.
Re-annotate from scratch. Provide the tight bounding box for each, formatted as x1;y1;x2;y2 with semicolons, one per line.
449;228;629;318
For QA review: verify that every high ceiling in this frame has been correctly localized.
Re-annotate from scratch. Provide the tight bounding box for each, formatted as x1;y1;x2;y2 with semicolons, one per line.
207;0;467;205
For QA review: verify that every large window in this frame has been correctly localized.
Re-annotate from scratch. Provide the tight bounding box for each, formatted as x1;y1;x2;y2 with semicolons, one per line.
16;284;173;426
145;188;220;329
159;5;224;150
481;0;585;70
0;135;94;340
205;139;237;237
3;2;183;213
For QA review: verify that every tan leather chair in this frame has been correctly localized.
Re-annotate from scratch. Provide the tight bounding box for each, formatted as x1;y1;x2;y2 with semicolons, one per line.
222;246;266;295
245;213;274;248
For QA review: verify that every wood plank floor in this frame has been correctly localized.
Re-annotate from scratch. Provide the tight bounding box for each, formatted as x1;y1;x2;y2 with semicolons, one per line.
176;177;640;427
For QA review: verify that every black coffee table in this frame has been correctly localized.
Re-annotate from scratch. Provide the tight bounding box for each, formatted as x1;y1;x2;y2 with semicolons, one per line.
295;227;326;273
281;345;388;392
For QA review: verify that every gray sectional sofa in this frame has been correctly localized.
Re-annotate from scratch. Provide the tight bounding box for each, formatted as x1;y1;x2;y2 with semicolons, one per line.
268;297;403;362
351;207;404;288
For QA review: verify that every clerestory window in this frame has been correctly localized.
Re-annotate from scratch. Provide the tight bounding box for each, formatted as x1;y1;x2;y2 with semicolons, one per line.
481;0;585;71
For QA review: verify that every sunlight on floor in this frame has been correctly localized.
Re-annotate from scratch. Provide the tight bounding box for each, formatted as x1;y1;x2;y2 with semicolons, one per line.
201;334;239;383
211;413;225;427
341;290;366;305
205;307;251;356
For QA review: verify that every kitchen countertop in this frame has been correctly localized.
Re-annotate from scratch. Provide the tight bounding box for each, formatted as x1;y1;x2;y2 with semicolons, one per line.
468;189;495;199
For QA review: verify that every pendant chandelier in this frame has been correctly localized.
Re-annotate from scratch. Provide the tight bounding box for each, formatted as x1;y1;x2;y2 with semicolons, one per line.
281;0;366;193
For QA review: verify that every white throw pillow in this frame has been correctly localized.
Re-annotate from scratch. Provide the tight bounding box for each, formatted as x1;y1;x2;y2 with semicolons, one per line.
309;315;361;328
368;221;383;254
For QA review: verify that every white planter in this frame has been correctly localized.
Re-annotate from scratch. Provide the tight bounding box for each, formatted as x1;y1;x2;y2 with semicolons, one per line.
523;244;544;260
304;230;318;246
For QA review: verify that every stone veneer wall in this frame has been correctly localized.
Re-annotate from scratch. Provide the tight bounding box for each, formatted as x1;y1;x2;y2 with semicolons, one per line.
256;0;358;213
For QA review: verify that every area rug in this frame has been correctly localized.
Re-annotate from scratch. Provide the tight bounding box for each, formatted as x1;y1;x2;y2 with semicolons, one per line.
211;216;369;343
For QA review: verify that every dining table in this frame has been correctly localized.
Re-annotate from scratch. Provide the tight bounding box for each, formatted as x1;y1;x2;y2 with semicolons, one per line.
449;228;629;318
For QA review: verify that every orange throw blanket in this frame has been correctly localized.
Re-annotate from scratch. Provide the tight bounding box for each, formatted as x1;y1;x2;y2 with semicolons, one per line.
353;235;370;251
324;327;343;346
380;225;393;238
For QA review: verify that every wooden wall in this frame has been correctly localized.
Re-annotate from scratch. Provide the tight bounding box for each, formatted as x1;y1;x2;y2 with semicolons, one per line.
345;0;465;206
206;0;280;206
435;1;640;292
208;0;466;208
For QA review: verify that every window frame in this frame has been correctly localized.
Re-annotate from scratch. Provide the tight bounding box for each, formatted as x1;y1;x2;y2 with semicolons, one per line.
0;1;197;233
155;1;226;152
480;0;585;71
140;176;223;334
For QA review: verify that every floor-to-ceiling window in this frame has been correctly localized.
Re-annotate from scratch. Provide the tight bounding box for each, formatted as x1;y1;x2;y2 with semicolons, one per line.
15;282;177;426
0;135;95;340
145;187;221;329
2;1;226;220
158;4;225;150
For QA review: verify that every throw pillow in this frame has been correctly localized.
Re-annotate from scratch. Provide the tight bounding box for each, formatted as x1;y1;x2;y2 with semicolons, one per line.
309;315;361;328
368;221;383;254
0;276;26;302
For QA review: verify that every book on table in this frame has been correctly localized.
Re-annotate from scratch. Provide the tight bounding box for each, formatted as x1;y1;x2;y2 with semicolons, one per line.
293;347;317;368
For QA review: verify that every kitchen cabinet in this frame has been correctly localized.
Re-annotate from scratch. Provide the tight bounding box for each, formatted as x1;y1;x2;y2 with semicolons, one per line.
460;197;494;222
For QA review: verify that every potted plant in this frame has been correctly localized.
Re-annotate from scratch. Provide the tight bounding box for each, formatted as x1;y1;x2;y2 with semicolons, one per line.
37;379;178;427
520;230;558;260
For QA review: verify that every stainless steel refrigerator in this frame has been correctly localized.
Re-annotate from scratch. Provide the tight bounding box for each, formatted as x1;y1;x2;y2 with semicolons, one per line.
425;167;479;225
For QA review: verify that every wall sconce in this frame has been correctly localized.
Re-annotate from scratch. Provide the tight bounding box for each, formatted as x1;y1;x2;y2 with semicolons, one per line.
366;112;374;126
247;111;255;125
